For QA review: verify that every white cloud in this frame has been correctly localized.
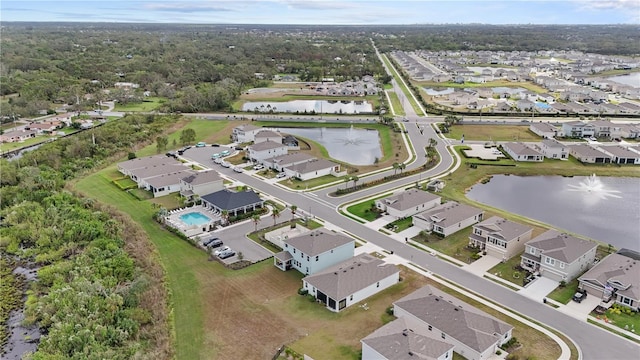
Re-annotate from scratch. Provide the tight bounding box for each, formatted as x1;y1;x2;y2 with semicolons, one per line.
577;0;640;11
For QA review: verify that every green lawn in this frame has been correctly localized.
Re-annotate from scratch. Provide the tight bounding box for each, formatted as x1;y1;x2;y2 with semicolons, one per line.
412;226;479;263
113;97;166;112
0;134;62;153
415;79;548;93
384;217;413;233
447;124;541;142
386;91;406;116
346;199;383;222
547;279;579;304
137;119;231;157
281;174;345;190
487;255;528;287
596;304;640;334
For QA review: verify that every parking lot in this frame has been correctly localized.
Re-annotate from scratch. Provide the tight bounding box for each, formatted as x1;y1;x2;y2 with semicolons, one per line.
180;145;239;170
198;224;275;264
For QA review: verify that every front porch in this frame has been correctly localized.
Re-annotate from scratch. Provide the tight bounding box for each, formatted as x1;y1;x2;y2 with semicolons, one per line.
274;251;293;271
520;252;540;273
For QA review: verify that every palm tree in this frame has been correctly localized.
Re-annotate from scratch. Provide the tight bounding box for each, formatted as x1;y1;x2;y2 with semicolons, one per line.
351;175;359;190
252;214;261;233
399;163;406;174
428;138;438;148
343;176;350;190
221;210;229;226
392;162;400;175
290;205;297;227
271;208;280;226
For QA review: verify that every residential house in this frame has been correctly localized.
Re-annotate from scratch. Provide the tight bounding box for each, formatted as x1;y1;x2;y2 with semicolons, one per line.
201;189;264;217
0;129;37;143
469;216;534;261
118;154;182;178
361;317;455;360
254;129;283;144
262;152;315;172
26;121;61;134
539;139;569;159
578;251;640;310
591;120;623;139
274;229;354;275
247;141;289;163
412;202;484;237
529;122;558;139
502;142;544;162
302;253;399;312
619;123;640;139
375;189;442;219
516;99;535;112
599;146;640;164
284;158;343;181
520;230;598;282
561;121;595;138
568;144;612;164
142;169;195;198
180;170;224;199
393;285;513;360
232;124;262;143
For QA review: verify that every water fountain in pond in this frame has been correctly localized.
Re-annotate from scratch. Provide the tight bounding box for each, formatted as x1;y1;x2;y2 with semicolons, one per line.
567;174;622;200
334;125;370;146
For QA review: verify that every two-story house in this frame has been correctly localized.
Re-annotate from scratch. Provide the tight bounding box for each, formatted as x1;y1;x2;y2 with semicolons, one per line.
180;170;224;200
578;250;640;311
254;129;283;144
247;141;289;163
520;230;598;282
561;121;595;138
273;229;354;275
232;124;262;143
539;138;568;160
391;285;513;360
468;216;534;260
412;202;484;237
529;122;558;139
375;188;442;219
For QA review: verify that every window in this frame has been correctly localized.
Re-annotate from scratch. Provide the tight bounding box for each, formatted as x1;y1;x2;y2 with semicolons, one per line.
376;282;380;288
441;332;446;339
350;295;353;301
293;249;296;254
307;256;309;261
315;256;319;262
560;262;565;269
529;247;536;255
428;325;432;331
544;257;555;266
622;297;632;306
474;228;482;236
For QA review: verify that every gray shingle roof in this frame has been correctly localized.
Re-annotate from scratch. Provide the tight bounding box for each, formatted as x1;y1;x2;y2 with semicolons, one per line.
255;129;282;138
531;122;558;133
526;230;598;263
235;124;261;132
303;253;399;300
473;216;533;242
504;142;544;156
541;138;566;149
145;170;195;188
568;144;611;158
287;158;338;174
284;229;353;256
249;140;287;152
181;170;221;185
130;162;190;180
383;189;441;212
394;285;513;353
201;189;263;211
579;253;640;302
415;202;483;228
268;152;315;165
602;146;640;158
361;317;454;360
119;154;180;172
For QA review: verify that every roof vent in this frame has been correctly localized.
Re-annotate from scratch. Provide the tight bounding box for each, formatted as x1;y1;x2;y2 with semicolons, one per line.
435;298;439;301
454;308;459;311
408;351;413;356
402;329;408;336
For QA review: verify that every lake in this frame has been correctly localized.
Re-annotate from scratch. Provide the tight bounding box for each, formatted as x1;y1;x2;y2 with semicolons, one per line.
466;175;640;251
606;72;640;88
242;100;373;114
274;127;382;165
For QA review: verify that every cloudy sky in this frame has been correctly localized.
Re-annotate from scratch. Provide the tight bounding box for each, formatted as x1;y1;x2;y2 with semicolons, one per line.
2;0;639;24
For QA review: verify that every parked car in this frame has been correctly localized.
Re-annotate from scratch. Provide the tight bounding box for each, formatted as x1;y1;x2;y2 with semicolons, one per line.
166;151;177;158
572;289;587;303
203;237;221;247
214;157;224;164
221;149;231;156
276;172;287;179
218;250;236;259
253;164;264;170
211;153;221;159
196;141;206;147
206;239;224;248
221;161;231;168
211;143;220;147
233;167;243;173
213;246;231;256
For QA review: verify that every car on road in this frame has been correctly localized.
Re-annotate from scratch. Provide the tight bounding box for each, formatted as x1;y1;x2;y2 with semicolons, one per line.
221;161;231;168
572;289;587;303
203;238;222;247
221;149;231;156
213;246;231;256
196;141;206;147
253;164;264;170
214;157;224;164
211;153;221;159
218;249;236;259
276;172;287;179
233;167;243;173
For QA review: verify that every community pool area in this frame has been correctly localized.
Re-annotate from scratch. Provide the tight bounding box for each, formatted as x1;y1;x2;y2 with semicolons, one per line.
180;212;212;226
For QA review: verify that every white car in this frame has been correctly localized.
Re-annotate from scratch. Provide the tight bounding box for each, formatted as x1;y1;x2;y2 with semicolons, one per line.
213;246;231;256
276;172;287;179
253;164;264;170
221;161;231;168
233;167;243;173
214;157;224;164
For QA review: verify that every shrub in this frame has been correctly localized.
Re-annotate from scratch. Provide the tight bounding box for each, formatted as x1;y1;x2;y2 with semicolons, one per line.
298;288;308;296
386;306;394;316
496;350;502;355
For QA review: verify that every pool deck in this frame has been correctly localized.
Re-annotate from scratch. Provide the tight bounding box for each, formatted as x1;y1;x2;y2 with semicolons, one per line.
165;205;222;237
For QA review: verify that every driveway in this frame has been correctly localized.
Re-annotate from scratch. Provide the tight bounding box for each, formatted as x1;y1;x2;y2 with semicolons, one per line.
464;255;501;275
561;295;601;320
518;276;558;302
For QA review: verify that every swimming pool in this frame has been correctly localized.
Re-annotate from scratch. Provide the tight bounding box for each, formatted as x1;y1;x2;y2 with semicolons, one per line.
179;212;211;226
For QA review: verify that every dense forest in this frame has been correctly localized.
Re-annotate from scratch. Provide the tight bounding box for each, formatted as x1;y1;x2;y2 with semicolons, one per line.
0;114;177;359
1;23;385;117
